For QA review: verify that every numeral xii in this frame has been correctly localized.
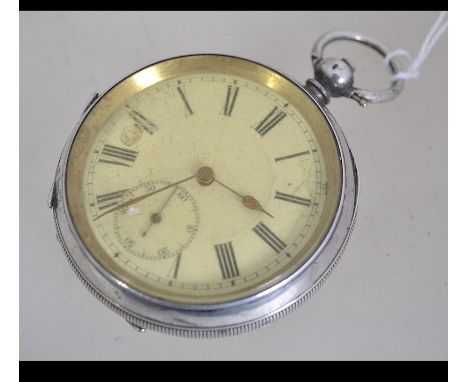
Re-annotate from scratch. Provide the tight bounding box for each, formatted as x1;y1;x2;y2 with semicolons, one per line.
223;85;239;116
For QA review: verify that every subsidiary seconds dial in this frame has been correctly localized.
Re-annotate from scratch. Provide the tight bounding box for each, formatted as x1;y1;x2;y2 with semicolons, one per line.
112;180;199;261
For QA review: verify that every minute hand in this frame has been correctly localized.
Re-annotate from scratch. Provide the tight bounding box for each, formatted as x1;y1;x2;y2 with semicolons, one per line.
94;175;195;220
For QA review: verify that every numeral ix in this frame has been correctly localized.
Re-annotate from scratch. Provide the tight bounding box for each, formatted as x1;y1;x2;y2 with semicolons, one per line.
96;189;127;210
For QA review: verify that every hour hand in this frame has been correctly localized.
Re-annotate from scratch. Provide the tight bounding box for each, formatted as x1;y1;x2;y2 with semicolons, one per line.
242;195;274;218
214;178;274;218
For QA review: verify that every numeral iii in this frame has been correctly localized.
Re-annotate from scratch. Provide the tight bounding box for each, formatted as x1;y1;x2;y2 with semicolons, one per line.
275;191;312;207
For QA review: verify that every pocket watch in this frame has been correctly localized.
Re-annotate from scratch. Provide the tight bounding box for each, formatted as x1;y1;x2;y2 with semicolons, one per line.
48;31;404;336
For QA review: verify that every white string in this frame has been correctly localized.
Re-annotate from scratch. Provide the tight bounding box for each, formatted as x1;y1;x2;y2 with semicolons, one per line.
384;11;448;81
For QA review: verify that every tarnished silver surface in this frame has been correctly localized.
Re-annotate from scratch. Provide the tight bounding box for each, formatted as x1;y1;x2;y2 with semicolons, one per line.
47;180;56;209
83;92;99;113
50;55;359;337
310;30;405;107
48;93;100;210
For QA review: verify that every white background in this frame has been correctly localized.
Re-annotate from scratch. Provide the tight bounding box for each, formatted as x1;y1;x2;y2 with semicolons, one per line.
19;11;447;360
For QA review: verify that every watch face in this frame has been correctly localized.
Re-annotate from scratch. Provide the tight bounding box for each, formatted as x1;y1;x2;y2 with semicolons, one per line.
66;55;342;305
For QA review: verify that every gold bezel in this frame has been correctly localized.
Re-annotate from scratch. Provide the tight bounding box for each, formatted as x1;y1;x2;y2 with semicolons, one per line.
66;55;342;305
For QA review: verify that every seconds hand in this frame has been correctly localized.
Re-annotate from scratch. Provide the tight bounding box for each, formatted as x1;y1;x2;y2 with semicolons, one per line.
94;175;195;220
141;186;178;237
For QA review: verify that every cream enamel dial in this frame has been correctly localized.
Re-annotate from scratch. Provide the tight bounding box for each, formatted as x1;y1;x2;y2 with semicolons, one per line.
65;55;343;306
